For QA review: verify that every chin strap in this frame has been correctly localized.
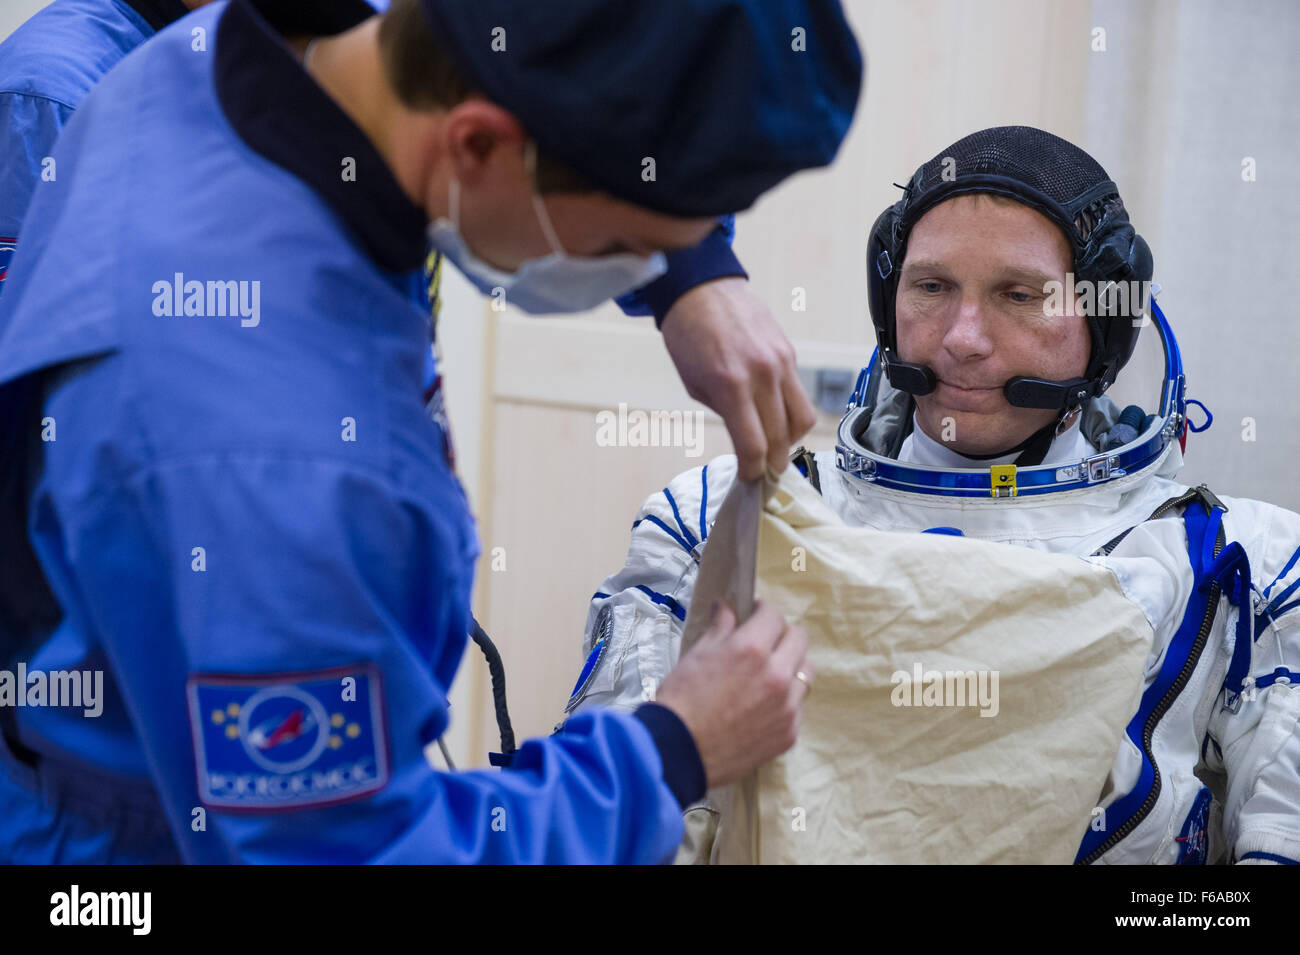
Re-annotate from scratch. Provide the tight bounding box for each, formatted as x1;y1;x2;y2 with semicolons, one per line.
906;401;1079;468
954;417;1059;467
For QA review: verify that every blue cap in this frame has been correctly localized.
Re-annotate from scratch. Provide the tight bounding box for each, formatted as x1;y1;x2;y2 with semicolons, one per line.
420;0;863;218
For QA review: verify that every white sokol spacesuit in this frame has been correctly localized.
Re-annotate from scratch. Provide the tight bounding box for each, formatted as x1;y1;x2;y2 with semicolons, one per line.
561;129;1300;865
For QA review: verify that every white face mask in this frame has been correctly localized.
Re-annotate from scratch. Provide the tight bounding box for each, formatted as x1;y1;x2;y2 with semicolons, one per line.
426;143;668;314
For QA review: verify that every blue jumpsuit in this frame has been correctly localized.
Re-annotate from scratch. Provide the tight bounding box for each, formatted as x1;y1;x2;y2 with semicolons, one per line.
0;0;710;863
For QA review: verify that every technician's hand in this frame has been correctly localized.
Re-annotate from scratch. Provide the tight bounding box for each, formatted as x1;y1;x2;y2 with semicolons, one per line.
655;601;812;788
660;278;817;481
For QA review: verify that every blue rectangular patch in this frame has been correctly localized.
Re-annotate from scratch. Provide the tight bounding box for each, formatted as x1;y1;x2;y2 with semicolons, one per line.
187;665;388;811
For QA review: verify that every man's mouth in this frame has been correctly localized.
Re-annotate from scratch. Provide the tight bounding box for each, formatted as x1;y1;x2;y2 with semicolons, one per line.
931;379;1005;411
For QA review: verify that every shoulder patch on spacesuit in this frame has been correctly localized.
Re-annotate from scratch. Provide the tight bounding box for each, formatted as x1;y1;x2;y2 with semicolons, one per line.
187;665;389;811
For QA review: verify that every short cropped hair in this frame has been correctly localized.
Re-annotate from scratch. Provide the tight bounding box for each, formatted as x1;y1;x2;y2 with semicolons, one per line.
378;0;594;195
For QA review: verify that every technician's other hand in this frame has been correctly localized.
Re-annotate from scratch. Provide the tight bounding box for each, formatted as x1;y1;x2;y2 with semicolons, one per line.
655;601;812;788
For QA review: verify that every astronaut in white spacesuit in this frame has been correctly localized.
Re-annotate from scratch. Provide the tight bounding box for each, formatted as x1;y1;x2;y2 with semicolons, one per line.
560;127;1300;864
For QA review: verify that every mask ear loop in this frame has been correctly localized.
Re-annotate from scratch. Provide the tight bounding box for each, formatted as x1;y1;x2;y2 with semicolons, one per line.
524;140;568;256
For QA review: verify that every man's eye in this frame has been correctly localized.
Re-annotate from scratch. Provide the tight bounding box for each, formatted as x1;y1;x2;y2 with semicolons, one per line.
1006;290;1035;304
918;281;945;294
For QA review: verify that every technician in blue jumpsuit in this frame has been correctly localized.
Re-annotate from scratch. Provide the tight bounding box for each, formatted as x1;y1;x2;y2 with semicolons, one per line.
0;0;860;862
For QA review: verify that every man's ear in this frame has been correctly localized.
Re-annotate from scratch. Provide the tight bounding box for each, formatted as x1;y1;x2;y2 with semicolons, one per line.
443;99;527;186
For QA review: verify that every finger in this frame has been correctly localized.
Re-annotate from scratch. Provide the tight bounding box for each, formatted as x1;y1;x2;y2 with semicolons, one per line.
779;662;814;747
700;601;737;644
725;395;769;482
771;622;809;678
752;357;792;477
731;598;790;653
786;661;812;711
779;663;811;755
781;364;818;444
796;657;815;695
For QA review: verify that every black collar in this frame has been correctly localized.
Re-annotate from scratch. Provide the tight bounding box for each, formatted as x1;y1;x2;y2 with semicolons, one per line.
123;0;190;32
214;0;428;273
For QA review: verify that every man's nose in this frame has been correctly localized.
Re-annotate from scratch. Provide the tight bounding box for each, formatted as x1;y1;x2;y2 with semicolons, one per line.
942;297;994;361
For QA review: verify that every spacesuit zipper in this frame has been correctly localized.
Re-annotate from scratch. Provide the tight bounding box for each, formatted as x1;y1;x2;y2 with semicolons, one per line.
1078;494;1225;864
1096;485;1222;556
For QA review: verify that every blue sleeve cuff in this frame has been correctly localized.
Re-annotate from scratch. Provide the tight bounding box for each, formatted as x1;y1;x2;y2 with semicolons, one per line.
633;702;707;809
615;217;747;328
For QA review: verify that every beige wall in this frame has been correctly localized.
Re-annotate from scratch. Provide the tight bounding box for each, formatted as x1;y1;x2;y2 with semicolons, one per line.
1082;0;1300;508
0;0;50;40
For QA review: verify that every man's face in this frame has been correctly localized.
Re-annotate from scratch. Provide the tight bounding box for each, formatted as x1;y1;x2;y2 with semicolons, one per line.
894;193;1090;456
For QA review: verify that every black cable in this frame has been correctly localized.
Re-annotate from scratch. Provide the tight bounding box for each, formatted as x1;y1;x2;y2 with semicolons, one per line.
469;616;516;757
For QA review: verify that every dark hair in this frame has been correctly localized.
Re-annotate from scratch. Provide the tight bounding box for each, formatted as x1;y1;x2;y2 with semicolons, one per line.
377;0;594;194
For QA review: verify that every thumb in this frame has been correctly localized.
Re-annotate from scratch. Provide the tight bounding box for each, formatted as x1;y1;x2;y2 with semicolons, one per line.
704;601;736;640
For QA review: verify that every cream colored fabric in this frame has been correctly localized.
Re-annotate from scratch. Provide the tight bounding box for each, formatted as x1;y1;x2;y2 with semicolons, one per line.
674;805;720;865
703;467;1155;864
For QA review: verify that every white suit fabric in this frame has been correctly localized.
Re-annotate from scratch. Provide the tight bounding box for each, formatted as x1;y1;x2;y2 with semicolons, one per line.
561;407;1300;865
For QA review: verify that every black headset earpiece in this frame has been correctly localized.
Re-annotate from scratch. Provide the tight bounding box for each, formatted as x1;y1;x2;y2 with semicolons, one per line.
1075;225;1154;391
866;201;906;353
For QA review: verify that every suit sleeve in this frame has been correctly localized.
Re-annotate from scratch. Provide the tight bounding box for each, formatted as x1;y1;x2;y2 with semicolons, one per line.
0;91;75;289
1208;506;1300;865
557;455;739;864
615;216;746;327
52;448;703;864
560;456;738;717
